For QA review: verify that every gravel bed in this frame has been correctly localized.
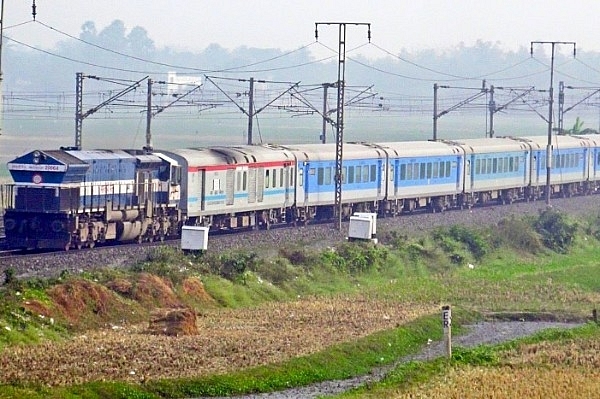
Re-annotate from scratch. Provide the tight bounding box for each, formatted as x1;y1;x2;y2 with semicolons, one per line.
195;321;583;399
1;193;599;279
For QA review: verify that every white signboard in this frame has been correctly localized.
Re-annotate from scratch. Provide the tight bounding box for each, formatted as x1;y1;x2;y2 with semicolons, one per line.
8;163;67;172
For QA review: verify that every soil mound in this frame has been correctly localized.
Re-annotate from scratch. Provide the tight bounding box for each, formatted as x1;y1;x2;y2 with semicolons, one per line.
148;307;199;336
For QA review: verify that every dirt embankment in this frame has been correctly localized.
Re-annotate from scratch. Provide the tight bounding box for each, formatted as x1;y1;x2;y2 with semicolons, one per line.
1;275;436;386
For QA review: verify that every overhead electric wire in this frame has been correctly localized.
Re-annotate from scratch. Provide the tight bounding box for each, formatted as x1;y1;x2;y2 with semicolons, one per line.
33;19;327;74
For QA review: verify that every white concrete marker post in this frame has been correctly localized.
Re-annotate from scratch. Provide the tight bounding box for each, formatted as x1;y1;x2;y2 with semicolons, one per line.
442;305;452;358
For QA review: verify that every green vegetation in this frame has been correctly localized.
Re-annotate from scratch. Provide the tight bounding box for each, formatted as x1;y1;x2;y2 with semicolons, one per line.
0;209;599;398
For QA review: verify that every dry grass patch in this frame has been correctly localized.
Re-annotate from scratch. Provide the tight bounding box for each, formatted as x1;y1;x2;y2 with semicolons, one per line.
390;366;600;398
389;335;600;398
0;296;434;386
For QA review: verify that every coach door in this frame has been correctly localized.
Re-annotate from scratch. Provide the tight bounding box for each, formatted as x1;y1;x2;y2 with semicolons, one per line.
225;168;235;206
256;167;265;203
248;168;256;203
284;163;291;205
136;171;152;205
377;159;383;196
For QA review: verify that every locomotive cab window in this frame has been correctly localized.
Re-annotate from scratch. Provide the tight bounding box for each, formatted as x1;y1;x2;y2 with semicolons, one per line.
170;165;182;185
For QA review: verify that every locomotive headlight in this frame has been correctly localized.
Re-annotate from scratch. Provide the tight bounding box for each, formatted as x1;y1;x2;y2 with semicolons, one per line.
33;150;41;164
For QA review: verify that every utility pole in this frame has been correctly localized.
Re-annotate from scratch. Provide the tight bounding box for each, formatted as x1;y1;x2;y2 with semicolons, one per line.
530;41;576;206
558;81;564;134
247;77;254;145
315;22;371;230
0;0;4;135
321;83;335;143
488;86;495;138
145;78;153;152
433;83;442;140
558;83;600;135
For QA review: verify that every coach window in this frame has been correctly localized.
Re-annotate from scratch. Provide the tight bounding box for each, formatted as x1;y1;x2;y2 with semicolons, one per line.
362;165;370;182
342;166;347;184
265;170;270;188
400;164;407;180
280;169;284;187
493;158;498;174
432;162;439;178
299;169;304;187
418;163;425;180
236;171;241;191
317;167;324;185
370;165;377;182
243;171;247;191
272;169;277;188
355;165;362;183
475;159;481;175
406;163;412;180
289;168;294;186
324;166;332;185
213;178;221;192
348;166;354;184
446;161;451;177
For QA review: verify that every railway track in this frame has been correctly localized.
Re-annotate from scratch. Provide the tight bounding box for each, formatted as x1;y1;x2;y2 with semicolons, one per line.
1;192;599;281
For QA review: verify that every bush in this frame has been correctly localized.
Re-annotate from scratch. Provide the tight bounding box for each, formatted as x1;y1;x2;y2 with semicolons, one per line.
219;252;259;280
493;217;544;254
432;225;489;260
321;242;389;274
533;209;578;253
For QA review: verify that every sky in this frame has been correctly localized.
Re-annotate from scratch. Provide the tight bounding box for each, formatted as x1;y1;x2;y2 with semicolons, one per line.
3;0;599;57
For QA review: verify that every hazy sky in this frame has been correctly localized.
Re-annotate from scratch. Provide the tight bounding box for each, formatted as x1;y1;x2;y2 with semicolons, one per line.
4;0;599;56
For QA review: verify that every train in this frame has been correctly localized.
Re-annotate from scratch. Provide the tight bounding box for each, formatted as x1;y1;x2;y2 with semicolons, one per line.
2;133;600;250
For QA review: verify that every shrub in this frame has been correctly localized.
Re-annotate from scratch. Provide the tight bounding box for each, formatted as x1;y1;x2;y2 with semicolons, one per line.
220;252;259;280
321;242;389;274
493;217;544;254
432;225;489;260
533;209;578;253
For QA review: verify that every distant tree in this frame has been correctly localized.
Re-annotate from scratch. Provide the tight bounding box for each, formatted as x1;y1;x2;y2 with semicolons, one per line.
79;21;97;42
127;26;155;55
97;20;128;49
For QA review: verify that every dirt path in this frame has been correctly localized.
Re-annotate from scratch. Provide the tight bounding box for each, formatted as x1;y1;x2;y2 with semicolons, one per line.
196;321;582;399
